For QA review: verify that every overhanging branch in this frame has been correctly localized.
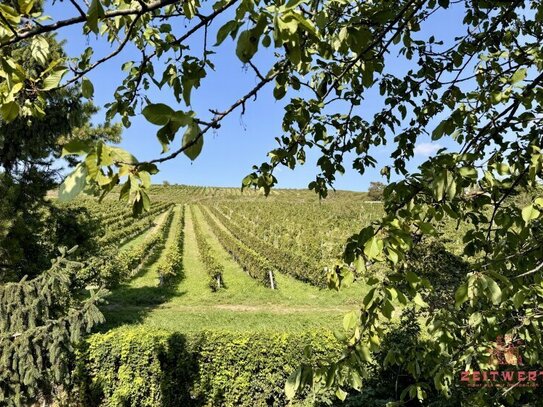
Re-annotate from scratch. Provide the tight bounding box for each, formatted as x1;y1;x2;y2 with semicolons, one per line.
0;0;180;48
144;71;278;165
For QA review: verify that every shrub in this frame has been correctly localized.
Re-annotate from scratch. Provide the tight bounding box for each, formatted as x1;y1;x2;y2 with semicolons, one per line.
75;327;340;406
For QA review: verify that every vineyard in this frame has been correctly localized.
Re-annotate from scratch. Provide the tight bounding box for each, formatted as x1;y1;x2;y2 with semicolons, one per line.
67;185;380;333
51;186;384;405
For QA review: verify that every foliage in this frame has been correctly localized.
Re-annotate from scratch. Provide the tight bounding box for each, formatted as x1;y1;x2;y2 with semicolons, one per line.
0;193;104;282
75;326;339;407
0;249;107;406
366;182;386;202
0;33;120;280
155;205;184;283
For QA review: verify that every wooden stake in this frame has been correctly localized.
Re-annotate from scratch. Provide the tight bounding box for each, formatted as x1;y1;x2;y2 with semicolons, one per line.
269;270;275;290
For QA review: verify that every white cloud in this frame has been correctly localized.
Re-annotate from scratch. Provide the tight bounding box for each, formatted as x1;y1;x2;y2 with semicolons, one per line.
414;142;442;156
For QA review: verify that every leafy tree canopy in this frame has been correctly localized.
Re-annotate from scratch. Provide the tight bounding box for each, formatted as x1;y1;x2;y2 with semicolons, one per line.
1;0;543;404
367;181;386;201
0;31;121;280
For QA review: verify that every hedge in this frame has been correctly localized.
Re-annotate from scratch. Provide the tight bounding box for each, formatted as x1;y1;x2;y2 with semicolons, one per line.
74;327;340;407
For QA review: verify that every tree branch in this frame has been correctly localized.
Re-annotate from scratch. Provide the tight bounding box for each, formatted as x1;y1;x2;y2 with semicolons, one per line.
68;0;87;19
516;261;543;279
322;0;424;101
145;72;278;165
0;0;180;48
461;71;543;155
61;15;141;88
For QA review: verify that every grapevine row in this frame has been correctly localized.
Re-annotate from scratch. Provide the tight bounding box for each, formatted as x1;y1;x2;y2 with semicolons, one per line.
200;205;276;289
80;206;173;287
116;208;175;279
98;202;172;246
156;205;185;285
190;206;225;291
206;206;325;287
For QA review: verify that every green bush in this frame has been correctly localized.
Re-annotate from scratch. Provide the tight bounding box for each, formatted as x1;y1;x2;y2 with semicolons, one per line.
75;327;340;407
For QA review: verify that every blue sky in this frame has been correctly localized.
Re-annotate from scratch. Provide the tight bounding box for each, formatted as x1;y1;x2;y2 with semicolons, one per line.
48;1;467;191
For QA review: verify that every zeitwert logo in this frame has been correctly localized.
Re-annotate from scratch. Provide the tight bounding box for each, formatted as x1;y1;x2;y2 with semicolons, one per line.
460;335;543;388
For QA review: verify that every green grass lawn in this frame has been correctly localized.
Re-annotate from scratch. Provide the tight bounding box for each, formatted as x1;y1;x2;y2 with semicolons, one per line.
102;204;368;333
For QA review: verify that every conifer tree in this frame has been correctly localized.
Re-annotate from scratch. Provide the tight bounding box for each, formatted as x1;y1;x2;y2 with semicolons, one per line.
0;248;106;406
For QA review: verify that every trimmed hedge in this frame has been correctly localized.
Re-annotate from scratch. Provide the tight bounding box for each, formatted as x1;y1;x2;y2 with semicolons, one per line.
75;327;339;406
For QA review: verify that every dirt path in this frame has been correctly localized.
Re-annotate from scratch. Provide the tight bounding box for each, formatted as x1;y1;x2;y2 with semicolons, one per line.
104;303;352;314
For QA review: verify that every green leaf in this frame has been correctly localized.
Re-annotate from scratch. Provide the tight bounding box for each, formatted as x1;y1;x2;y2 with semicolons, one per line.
405;270;420;285
459;166;477;179
182;123;203;160
81;77;94;99
157;120;182;153
0;4;21;24
1;101;20;122
455;283;468;308
18;0;35;14
511;68;527;84
522;205;540;224
512;291;526;309
484;276;502;305
141;190;151;211
432;170;446;201
273;83;287;100
432;120;446;140
142;103;175;126
109;146;138;164
236;30;259;63
87;0;105;33
469;312;482;327
183;0;198;19
215;20;238;46
413;293;428;308
30;36;49;65
58;163;88;202
61;139;93;156
85;153;99;178
289;12;319;38
138;171;151;189
335;388;348;401
285;366;302;400
41;68;68;91
364;236;383;260
381;299;394;319
343;310;359;330
277;14;298;35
